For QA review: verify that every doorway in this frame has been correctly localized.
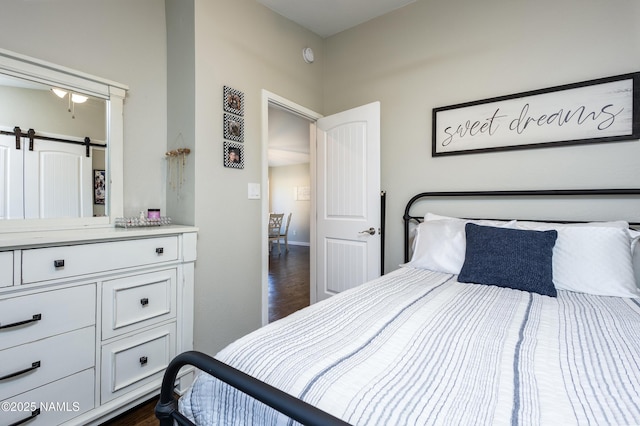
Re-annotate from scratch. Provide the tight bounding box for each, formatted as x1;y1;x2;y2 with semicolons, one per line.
261;94;381;324
261;91;322;325
267;104;312;322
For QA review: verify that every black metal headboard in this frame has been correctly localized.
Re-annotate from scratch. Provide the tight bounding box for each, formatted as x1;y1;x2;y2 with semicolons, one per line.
403;188;640;263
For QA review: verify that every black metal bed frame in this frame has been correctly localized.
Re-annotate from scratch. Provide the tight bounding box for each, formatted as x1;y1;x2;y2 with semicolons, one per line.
157;188;640;426
155;351;350;426
403;188;640;262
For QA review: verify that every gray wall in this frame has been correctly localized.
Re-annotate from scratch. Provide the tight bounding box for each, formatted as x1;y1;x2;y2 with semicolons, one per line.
166;0;196;226
190;0;324;353
269;164;312;245
323;0;640;271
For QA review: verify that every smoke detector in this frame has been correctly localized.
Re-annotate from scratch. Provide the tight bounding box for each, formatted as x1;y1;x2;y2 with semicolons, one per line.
302;47;314;64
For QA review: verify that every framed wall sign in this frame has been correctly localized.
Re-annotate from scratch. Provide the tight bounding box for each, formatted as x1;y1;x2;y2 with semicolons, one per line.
432;72;640;156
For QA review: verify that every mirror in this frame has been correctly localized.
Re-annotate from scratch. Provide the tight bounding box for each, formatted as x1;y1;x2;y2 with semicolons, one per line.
0;74;107;218
0;48;127;231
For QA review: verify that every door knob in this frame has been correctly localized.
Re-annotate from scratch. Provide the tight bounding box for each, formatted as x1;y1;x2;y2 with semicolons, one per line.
359;227;376;235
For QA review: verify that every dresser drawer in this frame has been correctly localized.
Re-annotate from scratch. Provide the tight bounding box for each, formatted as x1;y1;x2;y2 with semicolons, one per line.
101;323;175;403
22;236;179;284
102;269;177;340
0;251;12;288
0;284;95;351
0;327;94;401
1;369;94;426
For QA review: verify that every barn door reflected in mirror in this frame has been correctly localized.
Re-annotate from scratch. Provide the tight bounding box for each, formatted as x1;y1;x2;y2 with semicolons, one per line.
0;73;106;220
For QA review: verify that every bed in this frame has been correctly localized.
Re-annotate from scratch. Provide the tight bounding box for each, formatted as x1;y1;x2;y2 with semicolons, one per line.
156;189;640;426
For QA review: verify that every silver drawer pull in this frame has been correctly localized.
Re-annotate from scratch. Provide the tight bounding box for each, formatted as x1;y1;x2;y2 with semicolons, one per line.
0;361;41;381
0;314;42;330
9;408;40;426
140;298;149;306
139;356;148;366
156;247;164;255
54;259;65;268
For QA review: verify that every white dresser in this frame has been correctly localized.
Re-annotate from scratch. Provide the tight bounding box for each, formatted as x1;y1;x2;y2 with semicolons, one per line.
0;226;197;425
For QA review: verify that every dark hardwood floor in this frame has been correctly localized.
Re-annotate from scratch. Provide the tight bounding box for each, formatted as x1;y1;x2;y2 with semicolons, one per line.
269;244;310;322
101;395;159;425
105;245;310;424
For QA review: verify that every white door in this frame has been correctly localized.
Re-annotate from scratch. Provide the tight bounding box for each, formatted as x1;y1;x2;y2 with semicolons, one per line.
24;140;92;219
315;101;381;301
0;134;24;219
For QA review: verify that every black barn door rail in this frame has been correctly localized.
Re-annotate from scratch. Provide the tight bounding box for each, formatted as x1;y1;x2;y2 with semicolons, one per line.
0;126;104;157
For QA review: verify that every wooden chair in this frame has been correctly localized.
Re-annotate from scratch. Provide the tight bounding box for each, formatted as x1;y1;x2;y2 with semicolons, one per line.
268;213;284;255
279;213;292;253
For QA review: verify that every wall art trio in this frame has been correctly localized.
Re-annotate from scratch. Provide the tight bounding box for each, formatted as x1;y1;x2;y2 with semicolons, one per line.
223;85;245;169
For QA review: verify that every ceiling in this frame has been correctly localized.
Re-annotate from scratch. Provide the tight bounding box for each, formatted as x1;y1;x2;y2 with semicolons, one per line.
256;0;416;38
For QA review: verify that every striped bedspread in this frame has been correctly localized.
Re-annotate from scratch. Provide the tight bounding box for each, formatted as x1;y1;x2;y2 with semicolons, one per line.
179;267;640;425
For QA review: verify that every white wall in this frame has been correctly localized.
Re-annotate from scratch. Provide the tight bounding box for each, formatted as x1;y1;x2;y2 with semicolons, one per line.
0;0;168;218
323;0;640;271
269;164;311;244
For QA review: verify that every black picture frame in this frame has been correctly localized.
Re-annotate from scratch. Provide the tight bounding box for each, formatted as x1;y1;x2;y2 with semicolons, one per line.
223;86;244;116
93;169;105;205
224;113;244;142
224;141;244;169
432;72;640;156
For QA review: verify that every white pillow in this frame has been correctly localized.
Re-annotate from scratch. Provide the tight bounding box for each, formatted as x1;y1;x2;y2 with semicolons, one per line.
405;215;516;274
629;228;640;288
517;221;639;298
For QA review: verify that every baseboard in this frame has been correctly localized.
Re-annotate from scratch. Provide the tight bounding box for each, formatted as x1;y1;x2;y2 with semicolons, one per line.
288;241;310;247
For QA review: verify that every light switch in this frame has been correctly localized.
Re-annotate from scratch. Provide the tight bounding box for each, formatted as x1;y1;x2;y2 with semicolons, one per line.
248;183;261;199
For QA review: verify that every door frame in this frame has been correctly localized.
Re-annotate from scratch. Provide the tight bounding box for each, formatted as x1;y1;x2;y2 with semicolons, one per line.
261;90;322;326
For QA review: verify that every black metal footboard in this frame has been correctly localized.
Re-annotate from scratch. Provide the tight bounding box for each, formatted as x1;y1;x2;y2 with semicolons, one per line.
155;351;351;426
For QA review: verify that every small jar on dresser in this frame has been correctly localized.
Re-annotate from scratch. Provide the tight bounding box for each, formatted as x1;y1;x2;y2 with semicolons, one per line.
0;226;197;426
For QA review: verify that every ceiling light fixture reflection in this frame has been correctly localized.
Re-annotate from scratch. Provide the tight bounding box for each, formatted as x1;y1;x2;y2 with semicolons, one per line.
51;87;88;118
52;88;67;98
71;94;88;104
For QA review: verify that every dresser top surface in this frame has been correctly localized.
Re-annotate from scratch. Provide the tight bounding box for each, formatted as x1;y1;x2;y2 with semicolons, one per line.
0;225;198;250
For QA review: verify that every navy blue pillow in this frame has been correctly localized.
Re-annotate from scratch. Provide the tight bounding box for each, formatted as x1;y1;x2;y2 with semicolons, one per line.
458;223;558;297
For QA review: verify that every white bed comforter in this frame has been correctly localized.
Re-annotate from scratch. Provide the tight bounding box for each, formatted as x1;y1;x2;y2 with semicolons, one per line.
179;267;640;425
